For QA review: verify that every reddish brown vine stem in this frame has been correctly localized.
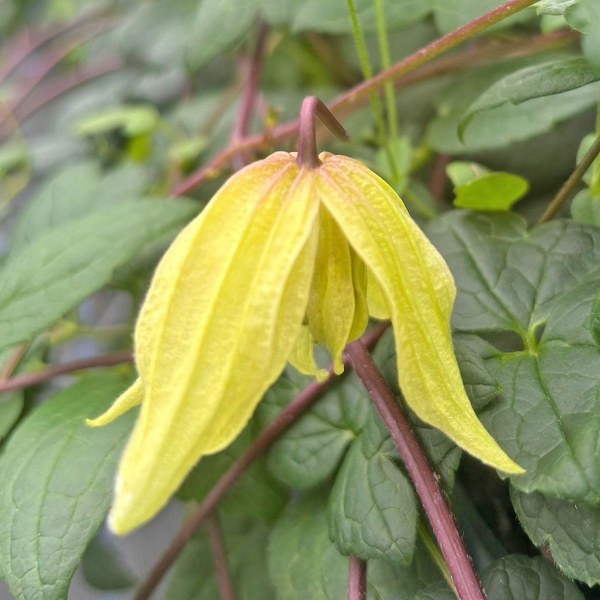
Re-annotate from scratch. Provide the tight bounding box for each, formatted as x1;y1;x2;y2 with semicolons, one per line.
0;350;132;395
206;514;237;600
133;322;389;600
172;0;557;197
344;341;485;600
348;554;367;600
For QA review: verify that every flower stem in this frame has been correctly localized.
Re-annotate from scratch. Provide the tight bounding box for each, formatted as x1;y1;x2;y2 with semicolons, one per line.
344;340;486;600
296;96;349;169
206;513;237;600
133;323;389;600
348;554;367;600
536;132;600;224
0;350;132;395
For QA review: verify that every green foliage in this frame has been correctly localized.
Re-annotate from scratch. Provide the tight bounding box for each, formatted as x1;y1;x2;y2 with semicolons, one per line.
3;0;600;598
0;373;136;600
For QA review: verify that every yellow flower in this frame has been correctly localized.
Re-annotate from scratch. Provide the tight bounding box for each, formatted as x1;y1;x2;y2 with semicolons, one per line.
88;151;523;534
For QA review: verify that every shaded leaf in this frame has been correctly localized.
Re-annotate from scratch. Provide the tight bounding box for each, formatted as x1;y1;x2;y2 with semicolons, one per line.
164;516;276;600
0;373;135;600
267;373;370;489
565;0;600;67
446;161;491;187
460;58;600;137
481;555;585;599
512;487;600;586
268;492;347;600
535;0;578;16
328;409;417;563
0;198;198;352
80;533;134;591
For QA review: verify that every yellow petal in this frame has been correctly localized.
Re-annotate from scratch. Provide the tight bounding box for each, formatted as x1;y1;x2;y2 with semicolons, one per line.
317;154;523;475
348;251;370;341
288;324;329;382
305;207;359;374
86;378;143;427
110;153;320;533
367;269;390;320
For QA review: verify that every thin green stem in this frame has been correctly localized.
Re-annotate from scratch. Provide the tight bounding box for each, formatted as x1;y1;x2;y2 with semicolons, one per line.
537;133;600;224
373;0;397;142
418;519;458;597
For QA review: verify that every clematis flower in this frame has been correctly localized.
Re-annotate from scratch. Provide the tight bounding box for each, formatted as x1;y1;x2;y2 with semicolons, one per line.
88;104;522;535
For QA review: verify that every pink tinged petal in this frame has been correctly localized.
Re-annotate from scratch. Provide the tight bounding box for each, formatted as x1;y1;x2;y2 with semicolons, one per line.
109;153;320;533
317;154;523;475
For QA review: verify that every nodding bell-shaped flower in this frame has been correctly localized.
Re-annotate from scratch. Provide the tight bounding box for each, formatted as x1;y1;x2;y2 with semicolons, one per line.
88;99;523;535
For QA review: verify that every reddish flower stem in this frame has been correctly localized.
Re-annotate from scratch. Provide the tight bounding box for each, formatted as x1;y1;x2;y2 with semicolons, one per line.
0;350;132;395
229;20;268;171
344;341;485;600
296;96;349;169
206;514;237;600
133;322;389;600
348;555;367;600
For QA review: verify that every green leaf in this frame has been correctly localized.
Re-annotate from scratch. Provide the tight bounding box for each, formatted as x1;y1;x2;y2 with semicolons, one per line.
511;488;600;586
416;555;584;599
0;392;23;442
535;0;578;16
164;516;276;600
427;62;599;153
292;0;432;34
480;555;585;599
0;373;136;600
452;172;529;211
571;189;600;226
428;213;600;500
328;408;417;563
565;0;600;67
74;105;159;137
267;373;370;489
591;287;600;346
0;199;198;352
187;0;262;69
10;162;148;254
459;58;600;138
268;492;348;600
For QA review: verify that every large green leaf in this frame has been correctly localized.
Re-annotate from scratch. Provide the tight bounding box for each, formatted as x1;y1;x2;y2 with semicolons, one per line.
291;0;431;34
416;555;584;599
565;0;600;67
480;555;584;599
426;61;599;153
460;58;600;137
268;492;348;600
268;492;442;600
0;198;197;352
328;409;417;563
267;373;370;489
164;516;276;600
9;162;147;255
428;212;600;501
0;373;135;600
511;488;600;586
